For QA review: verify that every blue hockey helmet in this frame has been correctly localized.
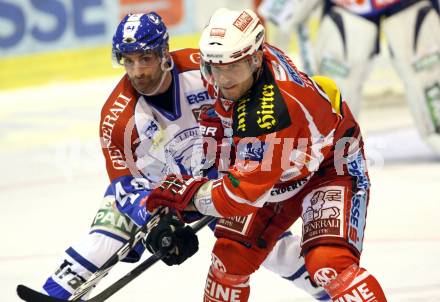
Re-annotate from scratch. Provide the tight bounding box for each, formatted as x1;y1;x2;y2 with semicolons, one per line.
112;12;169;66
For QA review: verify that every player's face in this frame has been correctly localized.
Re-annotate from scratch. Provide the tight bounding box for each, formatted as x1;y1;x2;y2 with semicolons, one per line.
211;57;255;100
122;52;163;95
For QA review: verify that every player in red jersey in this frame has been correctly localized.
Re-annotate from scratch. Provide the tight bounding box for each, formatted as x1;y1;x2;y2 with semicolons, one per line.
146;8;388;301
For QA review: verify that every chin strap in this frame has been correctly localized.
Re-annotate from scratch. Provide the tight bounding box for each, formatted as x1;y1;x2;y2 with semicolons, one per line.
142;55;175;96
250;54;263;86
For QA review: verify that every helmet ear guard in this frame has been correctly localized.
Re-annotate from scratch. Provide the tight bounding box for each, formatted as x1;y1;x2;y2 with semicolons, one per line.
160;49;174;73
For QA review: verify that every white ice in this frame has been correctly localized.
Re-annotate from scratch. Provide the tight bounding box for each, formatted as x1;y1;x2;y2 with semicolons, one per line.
1;78;439;301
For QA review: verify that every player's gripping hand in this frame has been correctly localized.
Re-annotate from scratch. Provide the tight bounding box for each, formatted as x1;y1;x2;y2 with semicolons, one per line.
144;212;199;265
200;106;224;142
146;174;208;213
199;106;234;171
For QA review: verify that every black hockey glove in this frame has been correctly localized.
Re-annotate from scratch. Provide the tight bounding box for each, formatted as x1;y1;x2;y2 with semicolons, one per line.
144;212;199;266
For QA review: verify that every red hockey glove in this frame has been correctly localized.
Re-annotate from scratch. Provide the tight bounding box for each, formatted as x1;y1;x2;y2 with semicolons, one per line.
199;106;234;171
146;174;208;213
200;106;224;143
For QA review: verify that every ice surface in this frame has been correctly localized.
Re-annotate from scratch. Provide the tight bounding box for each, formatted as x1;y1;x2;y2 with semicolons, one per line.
1;78;439;301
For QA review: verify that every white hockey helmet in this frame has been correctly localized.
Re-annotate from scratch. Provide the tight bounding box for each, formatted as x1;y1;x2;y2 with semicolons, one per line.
199;8;265;96
199;8;265;65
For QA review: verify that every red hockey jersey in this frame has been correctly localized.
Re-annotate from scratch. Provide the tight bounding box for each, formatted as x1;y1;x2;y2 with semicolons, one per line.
207;43;363;217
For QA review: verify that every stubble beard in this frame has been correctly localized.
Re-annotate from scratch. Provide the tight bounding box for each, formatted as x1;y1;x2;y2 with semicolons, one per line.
131;73;162;95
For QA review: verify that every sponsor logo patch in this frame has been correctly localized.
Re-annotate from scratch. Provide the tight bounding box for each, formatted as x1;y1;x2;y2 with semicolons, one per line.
185;90;211;105
425;82;440;133
206;53;223;59
267;47;304;86
233;11;253;32
270;178;309;196
189;52;200;64
314;267;338;287
301;186;345;245
347;152;369;190
147;13;160;24
91;198;135;239
100;93;132;170
192;104;212;122
320;57;349;77
236;141;267;162
348;191;367;251
211;253;227;272
210;28;226;37
143;120;159;139
236;97;250;133
54;259;86;290
232;64;291;137
333;282;378;302
257;84;277;130
271;60;287;81
205;275;244;301
413;50;440;72
136;126;204;181
347;151;369;252
216;213;254;236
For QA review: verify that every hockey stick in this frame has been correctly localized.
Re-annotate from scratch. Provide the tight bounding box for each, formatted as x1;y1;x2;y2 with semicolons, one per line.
17;214;154;302
17;215;215;302
17;208;168;302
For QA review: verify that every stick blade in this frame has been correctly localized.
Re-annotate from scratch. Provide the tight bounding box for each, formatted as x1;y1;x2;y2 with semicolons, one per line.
17;285;67;302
